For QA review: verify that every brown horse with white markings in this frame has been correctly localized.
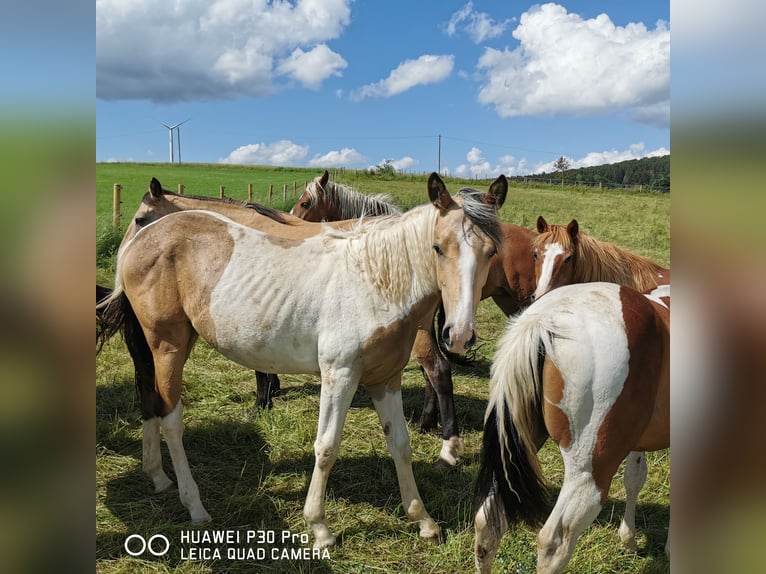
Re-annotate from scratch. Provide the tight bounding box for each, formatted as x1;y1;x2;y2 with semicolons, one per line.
99;174;505;548
531;215;671;552
290;171;537;464
473;281;669;573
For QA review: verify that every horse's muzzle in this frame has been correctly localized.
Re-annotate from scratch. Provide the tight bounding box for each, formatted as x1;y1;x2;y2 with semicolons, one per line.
442;325;477;354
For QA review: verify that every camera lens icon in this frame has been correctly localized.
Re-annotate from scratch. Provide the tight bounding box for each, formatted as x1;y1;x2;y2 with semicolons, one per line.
124;534;170;557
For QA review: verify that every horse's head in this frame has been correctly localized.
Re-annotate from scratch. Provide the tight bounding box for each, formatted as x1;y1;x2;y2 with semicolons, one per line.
120;178;181;248
428;173;506;354
531;216;579;301
290;170;330;222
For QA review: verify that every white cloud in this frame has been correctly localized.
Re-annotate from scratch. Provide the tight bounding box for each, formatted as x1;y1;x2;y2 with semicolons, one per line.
350;55;454;101
391;156;418;172
277;44;347;89
446;2;513;43
97;0;352;101
476;3;669;127
308;147;366;167
451;143;668;177
219;140;309;165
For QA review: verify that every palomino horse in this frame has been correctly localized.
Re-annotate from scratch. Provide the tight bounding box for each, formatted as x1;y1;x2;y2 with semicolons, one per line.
473;282;669;573
289;172;537;464
98;175;505;548
531;215;671;552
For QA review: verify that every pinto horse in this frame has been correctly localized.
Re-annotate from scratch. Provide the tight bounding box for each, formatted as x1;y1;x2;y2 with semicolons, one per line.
473;282;669;573
290;171;537;464
106;176;379;409
98;175;505;548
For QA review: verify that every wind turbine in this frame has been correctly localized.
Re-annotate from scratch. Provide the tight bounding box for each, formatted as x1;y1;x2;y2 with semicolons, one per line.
161;118;190;163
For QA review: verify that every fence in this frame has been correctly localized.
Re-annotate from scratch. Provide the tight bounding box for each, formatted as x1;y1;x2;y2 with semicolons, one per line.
109;179;311;230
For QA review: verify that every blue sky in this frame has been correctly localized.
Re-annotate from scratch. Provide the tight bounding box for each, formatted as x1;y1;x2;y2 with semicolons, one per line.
96;1;670;177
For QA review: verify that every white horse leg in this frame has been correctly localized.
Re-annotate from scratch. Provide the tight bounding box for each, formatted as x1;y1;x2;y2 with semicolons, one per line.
474;491;509;574
142;416;173;492
619;451;647;551
304;374;358;549
370;378;441;541
161;401;211;523
537;470;602;574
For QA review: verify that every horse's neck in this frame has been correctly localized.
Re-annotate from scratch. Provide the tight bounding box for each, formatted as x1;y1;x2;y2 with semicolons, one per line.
576;235;669;291
345;208;438;307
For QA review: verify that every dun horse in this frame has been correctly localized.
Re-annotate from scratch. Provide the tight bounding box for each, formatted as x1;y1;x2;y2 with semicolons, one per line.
98;175;505;548
290;171;537;464
473;282;669;573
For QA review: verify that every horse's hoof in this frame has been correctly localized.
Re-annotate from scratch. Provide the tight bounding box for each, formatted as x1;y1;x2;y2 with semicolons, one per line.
191;511;212;523
153;478;174;493
434;456;459;469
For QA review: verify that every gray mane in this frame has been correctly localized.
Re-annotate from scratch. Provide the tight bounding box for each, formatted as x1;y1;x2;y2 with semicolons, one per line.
456;187;504;249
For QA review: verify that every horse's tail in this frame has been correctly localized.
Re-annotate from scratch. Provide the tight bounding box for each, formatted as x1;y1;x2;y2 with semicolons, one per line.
96;285;162;419
473;311;552;528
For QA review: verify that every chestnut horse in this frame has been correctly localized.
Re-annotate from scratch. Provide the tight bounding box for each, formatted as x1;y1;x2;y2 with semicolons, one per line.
290;171;537;464
98;175;505;547
473;282;669;573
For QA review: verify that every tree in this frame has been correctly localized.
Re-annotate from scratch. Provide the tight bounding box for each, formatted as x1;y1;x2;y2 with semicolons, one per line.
554;156;571;186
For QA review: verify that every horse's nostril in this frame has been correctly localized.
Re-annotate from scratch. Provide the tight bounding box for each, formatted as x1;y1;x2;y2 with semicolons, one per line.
441;326;451;346
466;332;477;350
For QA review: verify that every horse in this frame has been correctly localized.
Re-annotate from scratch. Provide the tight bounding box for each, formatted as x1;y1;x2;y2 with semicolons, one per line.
97;174;506;548
290;169;402;221
532;216;670;302
290;171;537;464
105;176;372;409
531;215;671;547
473;281;670;573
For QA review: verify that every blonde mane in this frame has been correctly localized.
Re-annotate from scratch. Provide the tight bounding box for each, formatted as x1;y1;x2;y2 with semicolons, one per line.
324;206;437;306
534;225;668;291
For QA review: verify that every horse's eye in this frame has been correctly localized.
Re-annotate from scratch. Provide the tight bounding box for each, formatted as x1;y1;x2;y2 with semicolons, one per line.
564;255;572;264
433;244;444;256
135;217;148;227
301;202;310;209
488;248;498;258
533;251;539;261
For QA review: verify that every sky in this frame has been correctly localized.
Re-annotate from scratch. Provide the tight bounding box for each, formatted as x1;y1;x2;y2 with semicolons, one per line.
96;1;670;177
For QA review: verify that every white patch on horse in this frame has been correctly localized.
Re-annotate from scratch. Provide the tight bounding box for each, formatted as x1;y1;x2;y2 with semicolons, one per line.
535;242;565;298
644;284;670;309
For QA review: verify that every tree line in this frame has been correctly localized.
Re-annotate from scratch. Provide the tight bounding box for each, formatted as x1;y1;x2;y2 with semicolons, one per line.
519;155;670;192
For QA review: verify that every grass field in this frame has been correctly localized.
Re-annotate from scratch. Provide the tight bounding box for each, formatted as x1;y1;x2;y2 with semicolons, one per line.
96;163;670;573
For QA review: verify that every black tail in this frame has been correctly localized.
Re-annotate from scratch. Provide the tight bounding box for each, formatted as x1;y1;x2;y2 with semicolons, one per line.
97;291;163;419
473;402;550;529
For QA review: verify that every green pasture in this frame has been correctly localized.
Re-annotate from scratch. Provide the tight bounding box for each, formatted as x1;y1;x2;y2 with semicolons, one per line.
96;163;670;573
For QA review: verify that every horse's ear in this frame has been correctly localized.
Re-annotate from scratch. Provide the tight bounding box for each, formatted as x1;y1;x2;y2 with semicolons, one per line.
427;172;454;213
567;219;579;239
149;177;163;199
484;174;507;210
319;170;329;189
536;216;549;233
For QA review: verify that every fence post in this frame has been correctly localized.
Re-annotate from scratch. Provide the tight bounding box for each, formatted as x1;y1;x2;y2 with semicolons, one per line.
283;184;287;202
219;185;225;198
248;183;253;203
112;184;122;230
293;181;297;196
178;183;184;195
268;184;273;202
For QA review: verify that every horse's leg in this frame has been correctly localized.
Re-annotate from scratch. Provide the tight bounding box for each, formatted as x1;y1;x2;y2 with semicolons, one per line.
303;370;358;549
412;323;461;467
151;329;211;523
474;492;509;574
142;416;173;492
369;376;441;541
619;451;647;551
536;469;604;574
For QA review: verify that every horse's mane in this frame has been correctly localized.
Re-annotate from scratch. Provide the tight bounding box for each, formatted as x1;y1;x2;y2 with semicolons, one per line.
155;189;287;224
307;179;402;219
325;189;502;305
534;225;667;291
